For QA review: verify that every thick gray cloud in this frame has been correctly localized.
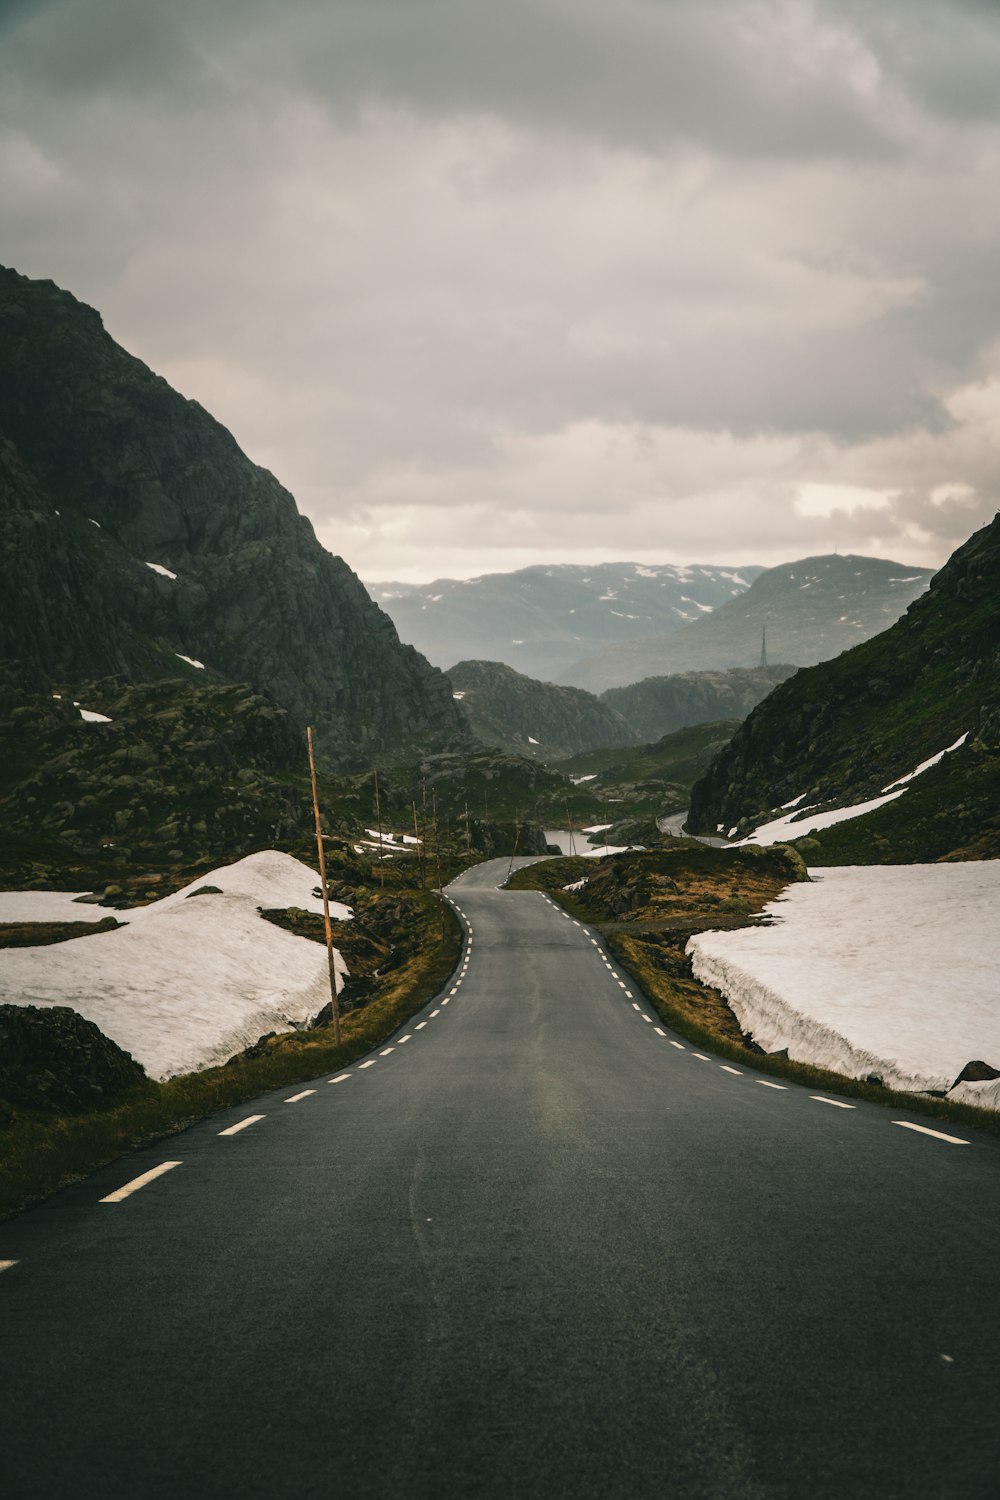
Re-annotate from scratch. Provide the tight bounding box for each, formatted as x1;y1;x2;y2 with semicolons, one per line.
1;0;999;580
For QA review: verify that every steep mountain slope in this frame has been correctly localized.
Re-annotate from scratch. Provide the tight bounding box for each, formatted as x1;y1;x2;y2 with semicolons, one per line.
602;666;796;742
370;562;763;679
446;659;638;761
687;515;1000;863
557;555;934;691
0;266;465;768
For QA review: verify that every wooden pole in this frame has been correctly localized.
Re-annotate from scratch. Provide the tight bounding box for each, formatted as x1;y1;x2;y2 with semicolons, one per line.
566;803;577;857
412;800;425;889
433;790;444;933
373;767;385;889
505;807;521;886
307;726;341;1047
465;801;472;859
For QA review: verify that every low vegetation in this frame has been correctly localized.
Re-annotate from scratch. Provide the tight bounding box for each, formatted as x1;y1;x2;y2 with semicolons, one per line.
0;869;463;1221
510;844;1000;1136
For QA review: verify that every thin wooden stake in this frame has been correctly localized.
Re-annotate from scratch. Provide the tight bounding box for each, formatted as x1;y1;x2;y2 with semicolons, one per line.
412;800;425;889
433;789;444;933
465;801;472;859
566;803;577;857
307;726;341;1047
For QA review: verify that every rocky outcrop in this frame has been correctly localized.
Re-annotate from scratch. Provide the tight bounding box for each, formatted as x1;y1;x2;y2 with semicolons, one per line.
447;659;638;760
0;1004;147;1118
602;666;796;741
688;513;1000;862
0;266;467;768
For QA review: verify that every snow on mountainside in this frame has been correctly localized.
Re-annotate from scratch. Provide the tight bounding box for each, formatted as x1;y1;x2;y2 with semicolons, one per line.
557;554;933;692
688;864;1000;1109
688;512;1000;864
369;562;764;681
0;852;349;1080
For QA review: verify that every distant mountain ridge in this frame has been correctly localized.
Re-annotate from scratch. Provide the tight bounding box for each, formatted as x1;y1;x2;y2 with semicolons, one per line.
688;515;1000;863
370;561;764;680
602;666;797;742
557;554;934;691
0;266;465;768
446;659;638;761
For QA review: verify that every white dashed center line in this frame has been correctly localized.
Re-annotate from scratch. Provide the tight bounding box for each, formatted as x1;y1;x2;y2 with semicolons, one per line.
892;1121;969;1145
100;1161;182;1203
720;1066;743;1076
218;1114;265;1136
810;1096;855;1109
756;1080;786;1090
285;1089;316;1102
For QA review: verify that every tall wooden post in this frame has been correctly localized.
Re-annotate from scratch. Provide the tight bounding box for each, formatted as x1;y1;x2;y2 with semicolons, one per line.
566;803;577;857
307;726;341;1047
432;789;444;933
412;800;425;888
464;800;472;859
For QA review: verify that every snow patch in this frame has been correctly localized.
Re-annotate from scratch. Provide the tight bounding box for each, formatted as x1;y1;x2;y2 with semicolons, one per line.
79;708;113;724
145;562;178;580
452;691;466;700
688;864;1000;1102
570;774;598;784
0;891;111;925
528;736;539;745
175;653;206;670
882;733;968;792
0;852;352;1080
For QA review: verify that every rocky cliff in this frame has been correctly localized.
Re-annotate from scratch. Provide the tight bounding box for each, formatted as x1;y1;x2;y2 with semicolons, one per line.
447;659;638;760
0;266;466;768
688;515;1000;862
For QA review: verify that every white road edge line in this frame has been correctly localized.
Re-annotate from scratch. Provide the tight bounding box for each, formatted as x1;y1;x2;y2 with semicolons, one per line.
358;1060;377;1069
756;1080;786;1090
398;1036;412;1044
442;997;451;1005
632;1002;641;1011
218;1114;265;1136
285;1089;317;1102
430;1009;441;1017
330;1072;353;1081
380;1047;395;1055
892;1121;969;1145
693;1053;710;1061
810;1096;855;1110
624;990;633;998
654;1027;666;1037
100;1161;181;1204
720;1066;743;1076
415;1022;427;1030
669;1040;685;1050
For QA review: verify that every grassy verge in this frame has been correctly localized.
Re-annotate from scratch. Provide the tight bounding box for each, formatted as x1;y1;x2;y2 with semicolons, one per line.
0;895;462;1222
511;853;1000;1140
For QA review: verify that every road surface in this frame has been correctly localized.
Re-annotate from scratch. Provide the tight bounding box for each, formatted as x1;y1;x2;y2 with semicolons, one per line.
2;856;999;1498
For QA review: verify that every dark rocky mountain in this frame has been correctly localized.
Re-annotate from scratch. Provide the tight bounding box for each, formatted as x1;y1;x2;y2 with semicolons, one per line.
0;265;466;769
557;554;934;692
602;666;796;742
370;561;763;680
446;659;638;761
687;514;1000;863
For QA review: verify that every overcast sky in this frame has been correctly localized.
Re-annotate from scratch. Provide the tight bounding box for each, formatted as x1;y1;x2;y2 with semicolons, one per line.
3;0;999;581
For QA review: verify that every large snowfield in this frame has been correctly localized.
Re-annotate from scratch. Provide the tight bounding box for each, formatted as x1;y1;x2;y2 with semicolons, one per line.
0;852;350;1080
688;863;1000;1109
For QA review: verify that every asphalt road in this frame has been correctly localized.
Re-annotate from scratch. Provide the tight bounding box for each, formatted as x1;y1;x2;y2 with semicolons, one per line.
2;856;1000;1499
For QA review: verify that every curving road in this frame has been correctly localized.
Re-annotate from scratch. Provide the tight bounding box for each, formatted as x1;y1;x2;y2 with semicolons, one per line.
2;856;999;1498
